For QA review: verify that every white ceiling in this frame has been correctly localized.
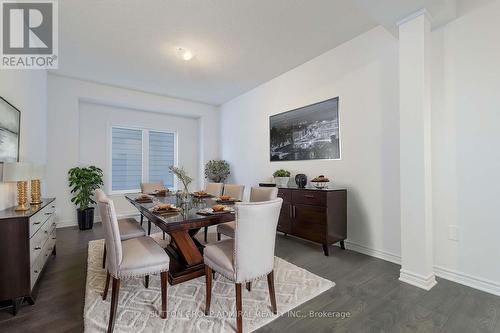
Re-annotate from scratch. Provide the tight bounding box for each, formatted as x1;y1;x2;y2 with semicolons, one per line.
53;0;490;105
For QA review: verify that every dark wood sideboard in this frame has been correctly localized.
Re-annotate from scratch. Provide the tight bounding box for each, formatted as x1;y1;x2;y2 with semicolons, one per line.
275;187;347;256
0;198;56;315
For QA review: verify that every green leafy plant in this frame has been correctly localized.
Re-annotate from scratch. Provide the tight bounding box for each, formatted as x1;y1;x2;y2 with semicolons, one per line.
169;165;193;192
204;160;230;183
273;169;291;177
68;166;104;210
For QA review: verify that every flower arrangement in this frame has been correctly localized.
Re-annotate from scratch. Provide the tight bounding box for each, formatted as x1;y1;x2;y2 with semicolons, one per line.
169;165;193;193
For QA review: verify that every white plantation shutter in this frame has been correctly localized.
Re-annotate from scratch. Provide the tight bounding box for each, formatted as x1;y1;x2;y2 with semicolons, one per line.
149;131;175;188
111;127;142;191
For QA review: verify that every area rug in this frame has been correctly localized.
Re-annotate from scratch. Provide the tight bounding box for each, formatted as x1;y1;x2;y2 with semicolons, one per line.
84;233;335;332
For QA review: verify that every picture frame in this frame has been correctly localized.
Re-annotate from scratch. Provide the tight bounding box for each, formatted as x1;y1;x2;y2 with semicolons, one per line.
0;96;21;163
270;97;340;161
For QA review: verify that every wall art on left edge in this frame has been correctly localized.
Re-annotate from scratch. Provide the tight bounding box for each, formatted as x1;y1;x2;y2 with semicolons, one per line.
0;97;20;163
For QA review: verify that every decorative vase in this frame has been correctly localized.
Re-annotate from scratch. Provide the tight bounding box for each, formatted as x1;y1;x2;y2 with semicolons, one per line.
295;174;307;188
274;176;289;188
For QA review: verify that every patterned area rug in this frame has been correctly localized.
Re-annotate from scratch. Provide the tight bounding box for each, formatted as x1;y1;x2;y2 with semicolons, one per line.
84;233;335;332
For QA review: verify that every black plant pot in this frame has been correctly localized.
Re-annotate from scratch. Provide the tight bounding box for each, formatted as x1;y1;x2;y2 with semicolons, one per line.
77;207;95;230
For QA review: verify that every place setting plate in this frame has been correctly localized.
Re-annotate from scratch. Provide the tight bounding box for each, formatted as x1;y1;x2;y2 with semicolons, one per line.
197;205;235;216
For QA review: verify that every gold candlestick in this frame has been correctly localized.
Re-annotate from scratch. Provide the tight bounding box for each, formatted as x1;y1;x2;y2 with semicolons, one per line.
16;180;29;211
31;179;42;205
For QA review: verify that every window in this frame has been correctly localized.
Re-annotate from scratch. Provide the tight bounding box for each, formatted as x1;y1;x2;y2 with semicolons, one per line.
149;131;175;188
110;126;176;193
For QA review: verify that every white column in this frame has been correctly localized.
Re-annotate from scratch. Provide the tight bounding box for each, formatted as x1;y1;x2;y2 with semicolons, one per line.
398;10;436;290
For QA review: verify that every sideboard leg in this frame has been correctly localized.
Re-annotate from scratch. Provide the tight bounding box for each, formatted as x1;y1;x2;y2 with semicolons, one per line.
340;240;345;250
12;297;23;315
322;244;330;256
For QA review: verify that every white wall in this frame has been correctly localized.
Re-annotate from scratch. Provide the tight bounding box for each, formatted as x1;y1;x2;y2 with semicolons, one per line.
220;26;401;261
47;75;219;227
78;101;199;216
431;0;500;294
0;70;47;210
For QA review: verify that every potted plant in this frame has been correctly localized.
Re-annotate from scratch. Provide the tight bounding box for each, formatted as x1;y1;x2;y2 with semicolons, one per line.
273;169;291;187
68;166;104;230
204;160;230;183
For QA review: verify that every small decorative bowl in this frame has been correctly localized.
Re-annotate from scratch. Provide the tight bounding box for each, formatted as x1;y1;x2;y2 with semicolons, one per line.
311;181;329;189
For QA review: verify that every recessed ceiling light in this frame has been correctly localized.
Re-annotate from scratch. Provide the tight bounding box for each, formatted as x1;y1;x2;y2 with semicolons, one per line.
177;47;194;61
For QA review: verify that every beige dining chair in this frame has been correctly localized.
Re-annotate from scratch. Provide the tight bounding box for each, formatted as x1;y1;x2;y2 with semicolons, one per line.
96;189;170;333
203;182;224;242
204;199;283;333
101;215;146;269
140;182;165;235
217;187;278;241
222;184;245;201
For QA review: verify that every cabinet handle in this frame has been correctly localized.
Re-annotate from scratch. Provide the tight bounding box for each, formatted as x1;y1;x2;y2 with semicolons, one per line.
289;205;292;217
293;205;296;217
304;194;314;198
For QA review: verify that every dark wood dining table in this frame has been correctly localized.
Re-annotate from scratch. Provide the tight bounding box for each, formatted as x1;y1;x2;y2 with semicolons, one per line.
125;193;235;285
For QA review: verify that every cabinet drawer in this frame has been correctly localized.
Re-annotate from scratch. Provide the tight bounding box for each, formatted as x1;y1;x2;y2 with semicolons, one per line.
291;190;326;206
292;204;327;243
29;203;56;238
277;189;291;203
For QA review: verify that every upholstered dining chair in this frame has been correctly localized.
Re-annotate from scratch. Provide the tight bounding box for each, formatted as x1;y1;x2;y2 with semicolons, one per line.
140;182;165;235
101;216;145;269
204;198;283;333
217;187;278;241
222;184;245;201
203;182;224;242
96;189;170;333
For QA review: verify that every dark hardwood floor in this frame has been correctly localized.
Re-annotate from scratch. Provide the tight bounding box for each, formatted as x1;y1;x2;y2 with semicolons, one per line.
0;222;499;332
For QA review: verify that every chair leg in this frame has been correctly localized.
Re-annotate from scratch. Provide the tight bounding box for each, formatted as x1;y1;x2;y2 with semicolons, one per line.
217;233;221;241
205;266;212;315
140;214;144;226
160;271;168;319
204;226;208;243
102;244;106;269
147;220;151;236
144;275;149;289
103;271;110;300
235;283;243;333
246;282;251;292
267;271;277;314
108;277;120;333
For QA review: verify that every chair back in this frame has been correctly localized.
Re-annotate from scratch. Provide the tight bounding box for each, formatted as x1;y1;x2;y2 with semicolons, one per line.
250;187;278;202
223;184;245;200
96;189;122;277
206;182;223;196
141;182;164;193
234;198;283;282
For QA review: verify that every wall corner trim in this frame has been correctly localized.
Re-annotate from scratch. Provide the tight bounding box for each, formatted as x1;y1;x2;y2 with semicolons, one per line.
396;8;432;27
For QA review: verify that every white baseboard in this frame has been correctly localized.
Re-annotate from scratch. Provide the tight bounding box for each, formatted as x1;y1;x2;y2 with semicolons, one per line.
434;265;500;296
55;211;140;229
399;269;437;290
337;240;402;265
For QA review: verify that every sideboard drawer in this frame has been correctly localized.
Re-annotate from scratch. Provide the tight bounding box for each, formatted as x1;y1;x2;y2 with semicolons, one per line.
29;203;55;238
291;190;326;207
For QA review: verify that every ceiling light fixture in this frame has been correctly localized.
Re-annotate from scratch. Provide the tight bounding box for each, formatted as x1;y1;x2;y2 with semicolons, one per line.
177;47;194;61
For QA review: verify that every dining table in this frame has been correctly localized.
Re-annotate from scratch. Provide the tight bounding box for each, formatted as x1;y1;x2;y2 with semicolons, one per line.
125;193;235;285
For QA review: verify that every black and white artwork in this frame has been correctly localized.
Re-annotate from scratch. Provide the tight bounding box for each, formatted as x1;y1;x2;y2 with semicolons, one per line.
0;97;20;163
270;97;340;161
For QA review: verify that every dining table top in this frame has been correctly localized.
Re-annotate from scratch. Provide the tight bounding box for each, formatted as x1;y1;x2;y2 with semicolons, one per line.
125;193;236;233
